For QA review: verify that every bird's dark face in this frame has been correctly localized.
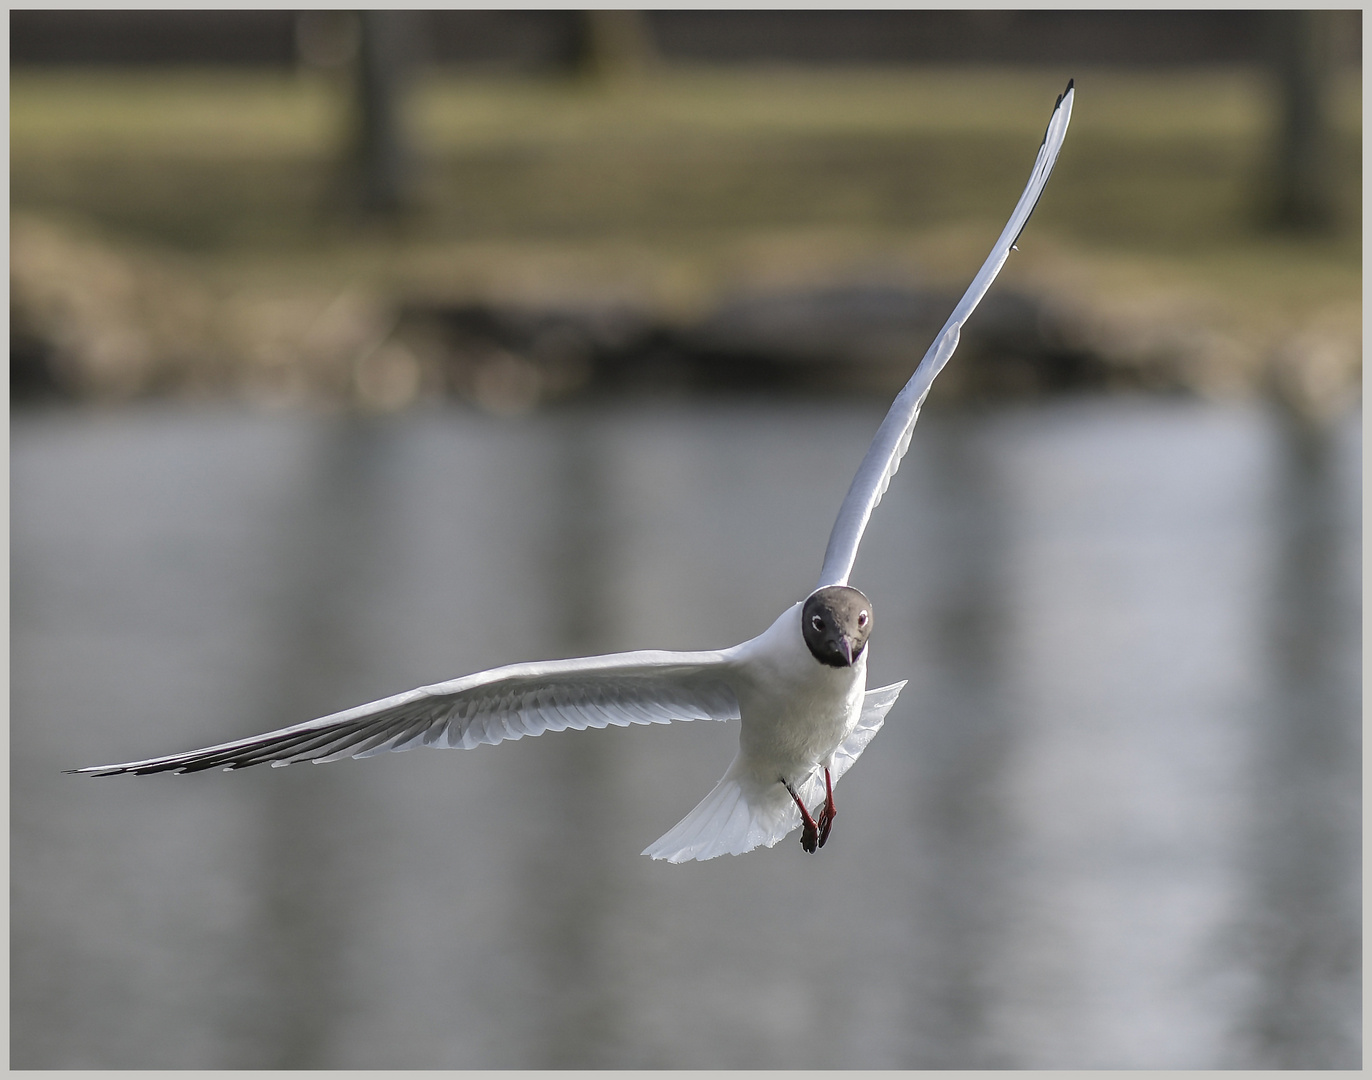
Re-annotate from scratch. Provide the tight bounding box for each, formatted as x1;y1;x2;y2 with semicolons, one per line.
802;586;873;668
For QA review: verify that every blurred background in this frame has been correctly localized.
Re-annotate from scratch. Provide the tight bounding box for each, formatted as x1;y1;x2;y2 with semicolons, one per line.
10;9;1361;1069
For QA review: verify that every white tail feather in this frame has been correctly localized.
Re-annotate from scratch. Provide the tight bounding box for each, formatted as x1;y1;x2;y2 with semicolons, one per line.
643;681;906;863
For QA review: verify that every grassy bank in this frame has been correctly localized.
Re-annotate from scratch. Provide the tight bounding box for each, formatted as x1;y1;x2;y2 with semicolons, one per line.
10;66;1361;412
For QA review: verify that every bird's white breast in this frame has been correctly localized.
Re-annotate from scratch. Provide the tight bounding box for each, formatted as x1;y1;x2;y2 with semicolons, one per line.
726;603;868;790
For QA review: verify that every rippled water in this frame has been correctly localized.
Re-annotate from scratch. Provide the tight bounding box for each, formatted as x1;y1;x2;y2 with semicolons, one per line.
11;396;1360;1068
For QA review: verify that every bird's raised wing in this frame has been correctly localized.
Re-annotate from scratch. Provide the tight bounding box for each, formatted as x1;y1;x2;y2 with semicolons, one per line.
817;80;1074;589
68;650;741;776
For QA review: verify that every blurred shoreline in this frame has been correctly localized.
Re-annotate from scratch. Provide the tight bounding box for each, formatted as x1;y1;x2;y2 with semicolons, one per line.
12;207;1360;424
11;66;1359;422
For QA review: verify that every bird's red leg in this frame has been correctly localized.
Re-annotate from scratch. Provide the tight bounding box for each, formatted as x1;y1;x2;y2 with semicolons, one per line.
783;780;820;853
816;768;837;847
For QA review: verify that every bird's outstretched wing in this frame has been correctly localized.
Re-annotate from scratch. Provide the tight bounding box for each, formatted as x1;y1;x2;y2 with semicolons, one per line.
68;650;741;776
817;80;1075;589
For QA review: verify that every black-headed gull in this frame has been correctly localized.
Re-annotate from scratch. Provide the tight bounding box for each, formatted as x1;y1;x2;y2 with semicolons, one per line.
70;81;1075;864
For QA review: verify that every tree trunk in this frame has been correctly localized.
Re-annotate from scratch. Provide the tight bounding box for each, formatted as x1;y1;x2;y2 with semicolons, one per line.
574;10;655;83
355;11;413;216
1266;9;1335;231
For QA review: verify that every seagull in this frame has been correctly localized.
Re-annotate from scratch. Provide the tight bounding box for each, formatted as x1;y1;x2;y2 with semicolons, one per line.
69;81;1075;863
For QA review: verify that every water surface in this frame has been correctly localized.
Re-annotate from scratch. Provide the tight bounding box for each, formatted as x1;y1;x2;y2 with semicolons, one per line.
11;396;1360;1068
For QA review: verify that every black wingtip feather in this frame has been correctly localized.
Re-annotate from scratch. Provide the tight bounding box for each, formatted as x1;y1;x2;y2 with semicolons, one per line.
1052;79;1074;113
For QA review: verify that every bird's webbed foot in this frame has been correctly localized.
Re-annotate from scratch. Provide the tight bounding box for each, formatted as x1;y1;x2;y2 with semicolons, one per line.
783;779;821;854
816;767;837;848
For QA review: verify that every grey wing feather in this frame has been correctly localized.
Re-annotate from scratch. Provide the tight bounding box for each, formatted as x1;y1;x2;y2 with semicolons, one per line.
817;80;1074;589
68;650;741;776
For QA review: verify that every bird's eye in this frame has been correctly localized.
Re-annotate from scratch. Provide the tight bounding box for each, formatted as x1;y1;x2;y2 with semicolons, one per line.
858;610;869;628
811;615;824;632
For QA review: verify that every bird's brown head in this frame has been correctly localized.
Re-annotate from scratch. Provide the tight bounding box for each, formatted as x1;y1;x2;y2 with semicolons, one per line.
802;586;872;668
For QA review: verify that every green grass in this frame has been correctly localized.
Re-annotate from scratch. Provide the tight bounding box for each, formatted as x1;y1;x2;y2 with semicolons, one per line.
10;65;1361;318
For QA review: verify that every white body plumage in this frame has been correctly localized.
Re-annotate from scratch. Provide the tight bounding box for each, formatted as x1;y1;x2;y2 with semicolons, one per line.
733;603;866;793
643;602;882;863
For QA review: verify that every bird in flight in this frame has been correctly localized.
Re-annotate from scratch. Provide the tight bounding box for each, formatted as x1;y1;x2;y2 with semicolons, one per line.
71;81;1075;864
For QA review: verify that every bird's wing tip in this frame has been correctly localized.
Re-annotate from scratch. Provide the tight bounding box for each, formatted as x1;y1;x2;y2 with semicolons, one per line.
1043;79;1074;144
